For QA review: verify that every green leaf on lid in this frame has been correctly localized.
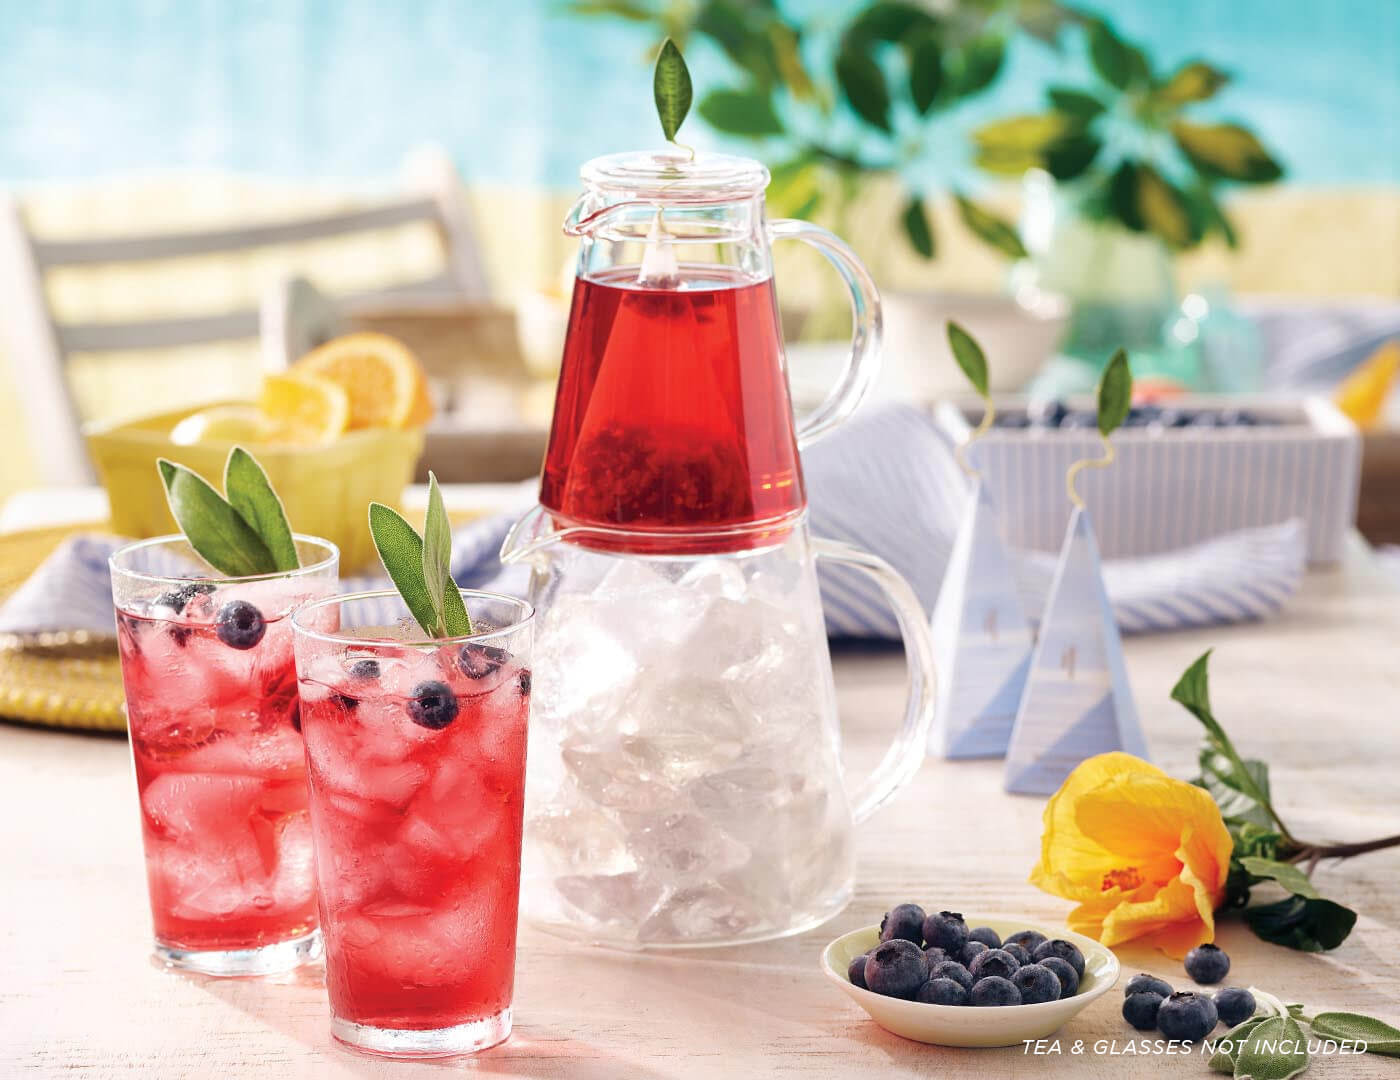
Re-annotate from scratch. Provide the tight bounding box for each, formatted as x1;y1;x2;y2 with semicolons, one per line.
653;38;693;142
368;502;439;638
1096;348;1132;436
946;321;989;398
223;447;299;572
158;458;278;578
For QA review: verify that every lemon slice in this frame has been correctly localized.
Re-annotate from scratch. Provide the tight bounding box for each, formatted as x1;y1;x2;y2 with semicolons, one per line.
259;372;351;445
1335;341;1399;431
292;331;434;430
169;405;275;446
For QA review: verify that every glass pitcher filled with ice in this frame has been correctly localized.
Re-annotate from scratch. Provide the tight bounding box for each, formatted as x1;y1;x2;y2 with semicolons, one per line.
505;148;934;947
541;149;880;553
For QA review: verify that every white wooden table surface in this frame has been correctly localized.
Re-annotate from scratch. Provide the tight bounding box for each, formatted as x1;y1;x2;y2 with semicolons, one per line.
2;522;1398;1077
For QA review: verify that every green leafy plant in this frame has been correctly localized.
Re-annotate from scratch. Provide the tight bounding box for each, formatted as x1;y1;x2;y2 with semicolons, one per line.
1172;651;1400;951
1207;987;1400;1077
158;447;299;577
571;0;1081;259
972;10;1284;250
368;473;472;639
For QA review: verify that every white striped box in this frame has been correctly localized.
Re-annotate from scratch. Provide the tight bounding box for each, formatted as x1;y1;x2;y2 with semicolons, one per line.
934;397;1361;564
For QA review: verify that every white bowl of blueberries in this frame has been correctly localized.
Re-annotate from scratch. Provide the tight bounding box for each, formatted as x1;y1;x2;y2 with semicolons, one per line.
822;905;1119;1047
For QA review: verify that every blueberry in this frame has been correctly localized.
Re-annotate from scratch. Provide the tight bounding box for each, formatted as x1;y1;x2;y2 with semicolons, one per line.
1062;410;1098;429
1184;943;1230;985
1156;991;1219;1042
1013;963;1063;1004
930;960;973;991
1159;408;1195;428
1123;991;1164;1031
961;940;989;966
1125;973;1175;998
994;413;1031;429
879;903;927;945
215;600;266;650
864;939;928;999
518;668;532;696
1030;399;1070;428
169;625;193;647
916;978;968;1006
1217;408;1257;427
969;948;1020;981
334;694;359;712
1004;929;1048;953
922;910;969;954
923;946;949;967
457;642;508;679
290;704;302;733
967;926;1001;950
406;680;459;730
349;658;380;680
847;953;869;990
1040;956;1079;998
157;581;215;613
969;976;1022;1007
1032;939;1085;979
1214;987;1256;1027
1001;941;1032;968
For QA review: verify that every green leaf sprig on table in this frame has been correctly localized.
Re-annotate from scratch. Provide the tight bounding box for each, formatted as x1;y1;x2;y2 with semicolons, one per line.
1171;650;1400;952
1207;986;1400;1078
1064;347;1131;508
971;10;1284;252
158;447;299;577
368;473;472;639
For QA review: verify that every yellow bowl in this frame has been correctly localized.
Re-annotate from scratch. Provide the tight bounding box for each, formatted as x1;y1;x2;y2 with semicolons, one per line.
85;402;423;573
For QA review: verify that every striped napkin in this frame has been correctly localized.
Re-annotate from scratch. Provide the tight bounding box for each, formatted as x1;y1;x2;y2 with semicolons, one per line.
0;405;1305;640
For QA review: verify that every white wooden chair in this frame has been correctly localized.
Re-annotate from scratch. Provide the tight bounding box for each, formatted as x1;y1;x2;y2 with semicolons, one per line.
0;148;488;485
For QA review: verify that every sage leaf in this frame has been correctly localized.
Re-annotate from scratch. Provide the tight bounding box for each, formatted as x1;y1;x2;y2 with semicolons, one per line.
1244;895;1357;952
954;193;1027;259
158;459;278;578
653;38;692;142
946;321;989;398
224;447;299;572
1311;1012;1400;1056
696;88;784;136
1238;857;1320;899
1202;750;1276;828
421;473;453;636
1208;1017;1269;1074
1096;348;1132;437
901;196;934;259
835;43;890;132
368;502;439;638
1233;1016;1309;1079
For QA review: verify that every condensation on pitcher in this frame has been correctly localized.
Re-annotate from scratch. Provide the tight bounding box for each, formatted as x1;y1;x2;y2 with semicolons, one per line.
637;206;680;287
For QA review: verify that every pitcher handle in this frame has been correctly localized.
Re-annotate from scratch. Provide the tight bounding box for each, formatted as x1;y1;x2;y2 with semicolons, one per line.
812;538;936;824
768;218;881;449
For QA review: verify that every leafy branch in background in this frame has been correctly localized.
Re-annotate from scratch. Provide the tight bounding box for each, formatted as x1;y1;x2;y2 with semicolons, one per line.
1172;651;1400;952
570;0;1081;260
972;10;1284;250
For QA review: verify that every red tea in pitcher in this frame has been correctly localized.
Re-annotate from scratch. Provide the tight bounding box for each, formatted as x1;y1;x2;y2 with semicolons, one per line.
539;266;806;549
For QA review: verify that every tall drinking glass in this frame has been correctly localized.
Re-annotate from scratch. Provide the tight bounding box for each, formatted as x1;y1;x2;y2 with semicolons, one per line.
291;589;533;1058
109;534;339;975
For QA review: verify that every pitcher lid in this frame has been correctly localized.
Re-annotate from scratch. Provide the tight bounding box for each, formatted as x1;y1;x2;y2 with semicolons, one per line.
579;149;770;202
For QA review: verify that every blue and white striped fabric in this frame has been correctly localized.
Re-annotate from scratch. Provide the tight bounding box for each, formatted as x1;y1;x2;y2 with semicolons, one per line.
0;404;1306;640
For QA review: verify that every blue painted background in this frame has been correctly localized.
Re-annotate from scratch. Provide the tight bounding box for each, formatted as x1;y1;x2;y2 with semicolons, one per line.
0;0;1394;189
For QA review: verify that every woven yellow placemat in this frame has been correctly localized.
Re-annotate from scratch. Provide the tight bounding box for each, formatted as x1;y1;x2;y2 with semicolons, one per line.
0;522;127;733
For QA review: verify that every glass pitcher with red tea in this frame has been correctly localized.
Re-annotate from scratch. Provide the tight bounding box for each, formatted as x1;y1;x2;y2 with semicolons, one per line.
540;150;880;552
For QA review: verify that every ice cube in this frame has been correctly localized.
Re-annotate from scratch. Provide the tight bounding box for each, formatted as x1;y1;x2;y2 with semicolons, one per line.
560;739;678;815
637;881;764;944
616;810;749;878
554;871;667;929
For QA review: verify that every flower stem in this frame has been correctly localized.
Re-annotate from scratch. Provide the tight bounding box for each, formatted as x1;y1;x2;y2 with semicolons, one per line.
1287;832;1400;864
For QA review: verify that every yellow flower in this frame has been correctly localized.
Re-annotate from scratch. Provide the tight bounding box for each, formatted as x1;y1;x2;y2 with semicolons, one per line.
1030;752;1233;957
